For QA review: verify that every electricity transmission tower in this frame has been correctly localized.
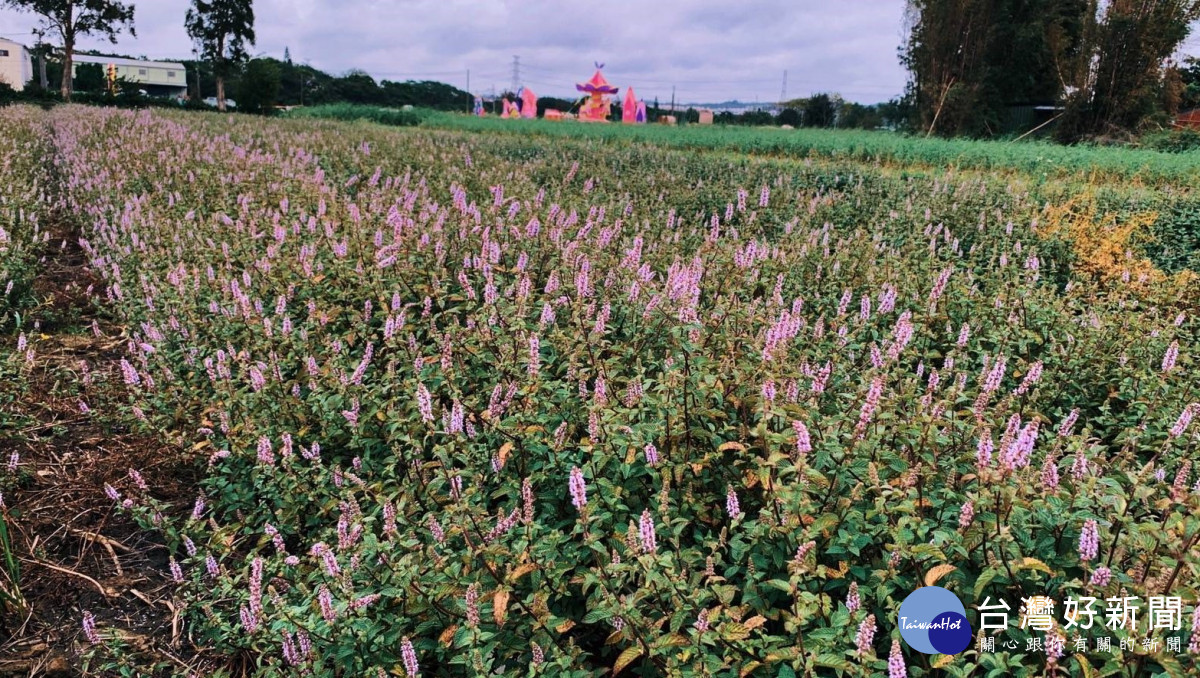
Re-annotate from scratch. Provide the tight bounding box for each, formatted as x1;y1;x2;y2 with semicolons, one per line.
779;70;788;105
510;55;521;93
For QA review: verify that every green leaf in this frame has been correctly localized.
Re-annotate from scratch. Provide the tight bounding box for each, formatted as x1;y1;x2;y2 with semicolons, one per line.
974;566;1003;599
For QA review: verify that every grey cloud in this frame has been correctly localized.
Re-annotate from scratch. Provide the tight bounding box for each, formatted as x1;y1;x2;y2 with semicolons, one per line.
0;0;924;103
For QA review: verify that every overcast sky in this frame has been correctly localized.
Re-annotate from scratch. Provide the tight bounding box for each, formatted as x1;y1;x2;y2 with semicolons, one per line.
2;1;1199;105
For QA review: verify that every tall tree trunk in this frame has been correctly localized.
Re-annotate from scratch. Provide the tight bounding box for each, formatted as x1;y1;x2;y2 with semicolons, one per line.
60;43;73;102
216;36;227;112
60;5;74;102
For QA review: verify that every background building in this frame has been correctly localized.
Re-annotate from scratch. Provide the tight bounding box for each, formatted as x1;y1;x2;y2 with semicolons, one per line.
0;38;33;91
72;54;187;97
1174;108;1200;130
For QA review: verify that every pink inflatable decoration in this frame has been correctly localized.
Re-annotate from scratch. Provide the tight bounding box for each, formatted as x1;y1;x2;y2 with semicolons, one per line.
622;86;637;124
520;87;538;119
576;62;618;122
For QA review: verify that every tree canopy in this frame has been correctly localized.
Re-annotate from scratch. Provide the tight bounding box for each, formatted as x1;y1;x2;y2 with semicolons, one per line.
235;57;278;115
185;0;255;111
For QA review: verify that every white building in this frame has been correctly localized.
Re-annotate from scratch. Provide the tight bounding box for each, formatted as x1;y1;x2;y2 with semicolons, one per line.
72;54;187;98
0;38;34;91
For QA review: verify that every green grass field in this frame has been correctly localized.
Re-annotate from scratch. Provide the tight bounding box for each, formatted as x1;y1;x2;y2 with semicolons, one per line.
422;112;1200;184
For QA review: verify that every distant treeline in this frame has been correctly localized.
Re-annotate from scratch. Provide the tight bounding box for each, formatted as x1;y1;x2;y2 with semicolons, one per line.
6;46;913;130
14;48;476;112
488;92;914;131
237;57;474;110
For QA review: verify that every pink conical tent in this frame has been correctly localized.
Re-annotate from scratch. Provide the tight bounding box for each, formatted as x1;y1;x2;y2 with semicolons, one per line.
622;86;637;123
503;99;519;118
636;100;647;123
577;62;619;122
576;66;619;95
520;87;538;118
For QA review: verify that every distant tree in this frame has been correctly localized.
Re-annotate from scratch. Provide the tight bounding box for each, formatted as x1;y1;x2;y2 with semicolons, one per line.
537;96;574;117
838;102;883;129
777;107;802;127
1;0;136;101
1180;56;1200;111
379;80;470;110
267;58;329;106
804;93;838;127
235;57;278;114
27;41;54;89
877;94;917;130
73;61;104;92
181;57;207;99
1160;60;1186;119
335;70;383;104
740;109;775;126
185;0;255;112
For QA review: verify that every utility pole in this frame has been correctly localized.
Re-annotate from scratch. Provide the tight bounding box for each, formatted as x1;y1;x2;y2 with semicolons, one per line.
190;48;200;102
301;61;314;107
670;85;675;112
466;69;470;112
510;55;520;94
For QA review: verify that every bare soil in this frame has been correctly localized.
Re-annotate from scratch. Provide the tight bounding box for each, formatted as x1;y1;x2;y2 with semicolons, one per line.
0;221;215;676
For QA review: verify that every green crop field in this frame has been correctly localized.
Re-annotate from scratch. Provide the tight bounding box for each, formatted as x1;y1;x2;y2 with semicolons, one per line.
424;112;1200;184
2;106;1199;677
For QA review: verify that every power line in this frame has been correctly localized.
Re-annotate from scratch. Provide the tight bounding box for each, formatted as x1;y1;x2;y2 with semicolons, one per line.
516;77;568;88
437;58;900;99
513;60;903;93
365;60;902;102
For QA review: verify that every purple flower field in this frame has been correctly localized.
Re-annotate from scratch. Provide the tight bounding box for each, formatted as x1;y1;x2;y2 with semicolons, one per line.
2;105;1200;676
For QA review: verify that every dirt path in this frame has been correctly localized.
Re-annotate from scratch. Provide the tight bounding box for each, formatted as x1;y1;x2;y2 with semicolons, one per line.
0;210;207;675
